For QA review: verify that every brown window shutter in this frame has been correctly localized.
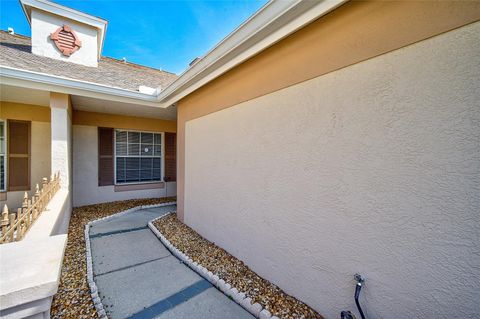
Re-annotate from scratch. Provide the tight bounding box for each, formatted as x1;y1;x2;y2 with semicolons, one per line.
8;120;30;191
164;132;176;182
98;127;114;186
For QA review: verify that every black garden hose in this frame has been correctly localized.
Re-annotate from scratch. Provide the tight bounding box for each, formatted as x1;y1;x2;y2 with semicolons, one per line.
340;273;366;319
354;281;365;319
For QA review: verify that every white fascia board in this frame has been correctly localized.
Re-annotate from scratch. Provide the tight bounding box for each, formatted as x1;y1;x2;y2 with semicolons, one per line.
157;0;347;106
20;0;108;58
20;0;107;28
0;66;169;108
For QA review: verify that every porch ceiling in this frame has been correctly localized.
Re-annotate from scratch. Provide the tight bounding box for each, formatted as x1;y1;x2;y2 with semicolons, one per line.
0;84;177;121
0;84;50;106
71;95;176;120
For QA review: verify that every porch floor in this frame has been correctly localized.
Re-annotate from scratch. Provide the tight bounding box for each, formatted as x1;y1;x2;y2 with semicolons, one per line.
88;205;253;319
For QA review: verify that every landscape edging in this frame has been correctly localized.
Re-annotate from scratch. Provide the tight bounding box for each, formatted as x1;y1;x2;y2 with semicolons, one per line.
148;212;278;319
84;201;177;319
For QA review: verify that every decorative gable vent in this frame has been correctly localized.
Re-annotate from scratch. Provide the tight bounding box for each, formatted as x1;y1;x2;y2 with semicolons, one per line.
50;25;82;57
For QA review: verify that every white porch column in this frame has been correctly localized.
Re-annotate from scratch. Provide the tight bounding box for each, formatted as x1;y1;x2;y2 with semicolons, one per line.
50;92;72;192
50;92;72;234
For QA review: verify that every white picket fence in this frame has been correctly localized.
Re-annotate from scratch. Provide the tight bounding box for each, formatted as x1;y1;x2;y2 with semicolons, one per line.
0;173;60;243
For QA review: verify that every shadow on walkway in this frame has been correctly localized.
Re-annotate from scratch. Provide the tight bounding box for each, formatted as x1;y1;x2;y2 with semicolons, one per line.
89;205;253;319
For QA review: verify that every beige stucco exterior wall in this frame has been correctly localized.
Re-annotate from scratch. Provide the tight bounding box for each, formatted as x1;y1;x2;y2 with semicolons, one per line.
0;102;51;122
183;22;480;319
72;125;176;207
176;0;480;220
0;121;51;209
73;111;177;132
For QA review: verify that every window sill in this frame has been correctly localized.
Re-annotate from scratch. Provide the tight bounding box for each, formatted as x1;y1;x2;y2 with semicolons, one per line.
114;182;164;192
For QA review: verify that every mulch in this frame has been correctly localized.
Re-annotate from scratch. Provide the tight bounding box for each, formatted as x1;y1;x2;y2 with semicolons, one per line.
50;197;175;319
154;214;323;319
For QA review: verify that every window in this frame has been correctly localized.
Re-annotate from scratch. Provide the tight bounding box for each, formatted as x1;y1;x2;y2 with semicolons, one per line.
115;130;163;184
0;121;5;191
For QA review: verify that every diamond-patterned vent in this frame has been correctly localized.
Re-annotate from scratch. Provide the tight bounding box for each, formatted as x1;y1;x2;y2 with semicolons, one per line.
50;24;82;57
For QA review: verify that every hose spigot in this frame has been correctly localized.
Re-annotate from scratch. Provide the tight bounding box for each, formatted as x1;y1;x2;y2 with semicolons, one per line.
354;273;365;284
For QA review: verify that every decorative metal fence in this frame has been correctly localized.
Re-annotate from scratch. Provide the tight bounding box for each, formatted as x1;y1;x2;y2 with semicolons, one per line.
0;173;60;244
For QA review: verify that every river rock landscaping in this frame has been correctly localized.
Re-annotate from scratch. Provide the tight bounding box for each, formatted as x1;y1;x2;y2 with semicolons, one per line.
50;197;175;319
153;214;323;319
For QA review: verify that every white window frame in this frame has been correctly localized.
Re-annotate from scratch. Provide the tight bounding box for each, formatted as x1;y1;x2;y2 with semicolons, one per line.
113;129;164;185
0;120;6;192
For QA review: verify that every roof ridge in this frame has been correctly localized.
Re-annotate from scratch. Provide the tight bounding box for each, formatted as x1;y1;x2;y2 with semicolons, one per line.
0;30;31;40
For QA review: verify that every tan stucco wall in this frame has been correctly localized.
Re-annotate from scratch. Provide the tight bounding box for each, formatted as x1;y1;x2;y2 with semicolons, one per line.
73;110;176;132
0;121;51;209
72;125;176;207
0;105;176;207
0;102;51;122
176;0;480;219
183;21;480;319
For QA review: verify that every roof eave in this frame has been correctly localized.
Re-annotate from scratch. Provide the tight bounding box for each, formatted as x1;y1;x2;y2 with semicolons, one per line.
0;66;169;108
156;0;347;106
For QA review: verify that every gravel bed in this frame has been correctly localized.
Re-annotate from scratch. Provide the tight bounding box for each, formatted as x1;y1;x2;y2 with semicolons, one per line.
153;214;323;319
51;197;176;319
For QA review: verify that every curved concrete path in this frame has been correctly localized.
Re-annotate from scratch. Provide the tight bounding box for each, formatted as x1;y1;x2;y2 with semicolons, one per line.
89;204;254;319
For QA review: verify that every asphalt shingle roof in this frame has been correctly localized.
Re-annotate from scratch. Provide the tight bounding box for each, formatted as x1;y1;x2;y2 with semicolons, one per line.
0;31;178;92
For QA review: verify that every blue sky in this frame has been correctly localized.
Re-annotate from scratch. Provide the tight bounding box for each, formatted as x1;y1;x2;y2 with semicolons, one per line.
1;0;266;74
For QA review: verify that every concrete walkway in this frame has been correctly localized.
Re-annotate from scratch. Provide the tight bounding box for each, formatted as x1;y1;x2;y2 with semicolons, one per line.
89;205;254;319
